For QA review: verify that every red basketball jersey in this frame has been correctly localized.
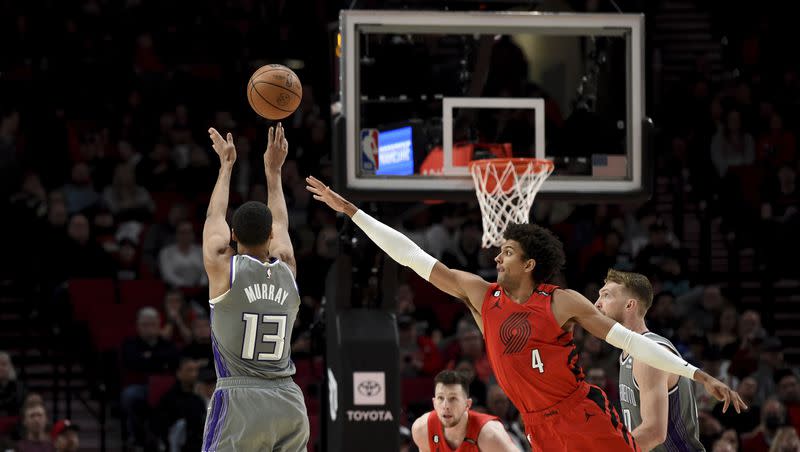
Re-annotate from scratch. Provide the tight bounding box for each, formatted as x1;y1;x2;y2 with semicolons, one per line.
480;283;585;414
426;410;498;452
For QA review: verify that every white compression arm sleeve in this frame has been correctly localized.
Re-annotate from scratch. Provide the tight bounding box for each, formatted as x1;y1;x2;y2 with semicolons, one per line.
605;323;698;380
351;210;438;281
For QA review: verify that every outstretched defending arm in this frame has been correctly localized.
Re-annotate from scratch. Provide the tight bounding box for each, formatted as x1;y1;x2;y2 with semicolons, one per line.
552;289;748;414
264;123;296;277
305;176;490;311
203;128;236;298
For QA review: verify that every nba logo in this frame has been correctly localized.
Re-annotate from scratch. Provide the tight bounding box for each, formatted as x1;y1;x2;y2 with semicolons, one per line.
360;128;379;173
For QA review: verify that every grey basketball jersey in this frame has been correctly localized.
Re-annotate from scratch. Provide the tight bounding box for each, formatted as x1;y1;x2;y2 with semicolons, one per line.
618;332;705;452
208;255;299;379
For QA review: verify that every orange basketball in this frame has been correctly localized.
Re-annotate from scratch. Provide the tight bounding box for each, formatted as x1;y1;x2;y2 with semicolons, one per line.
246;64;302;120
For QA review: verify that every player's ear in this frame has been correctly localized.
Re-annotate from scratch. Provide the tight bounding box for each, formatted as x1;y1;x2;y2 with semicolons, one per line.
466;397;473;411
524;258;536;273
231;229;238;243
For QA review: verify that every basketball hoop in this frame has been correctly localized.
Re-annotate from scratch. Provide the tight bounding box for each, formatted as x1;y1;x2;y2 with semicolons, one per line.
469;158;554;248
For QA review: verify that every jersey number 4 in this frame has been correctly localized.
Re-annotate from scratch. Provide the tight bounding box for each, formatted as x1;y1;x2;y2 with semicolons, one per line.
241;313;286;361
531;349;544;373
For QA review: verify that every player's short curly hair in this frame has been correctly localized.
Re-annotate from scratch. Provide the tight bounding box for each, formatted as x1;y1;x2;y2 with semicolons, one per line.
434;370;470;397
502;223;566;283
232;201;273;247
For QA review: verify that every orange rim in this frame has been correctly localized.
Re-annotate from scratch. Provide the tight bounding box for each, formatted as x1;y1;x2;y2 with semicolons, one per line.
468;157;554;173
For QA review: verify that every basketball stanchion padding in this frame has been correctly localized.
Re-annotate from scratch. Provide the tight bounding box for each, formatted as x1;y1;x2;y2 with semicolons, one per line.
469;158;554;248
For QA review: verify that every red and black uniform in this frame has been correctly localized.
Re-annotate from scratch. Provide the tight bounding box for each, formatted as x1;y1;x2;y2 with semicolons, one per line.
426;410;498;451
481;283;639;452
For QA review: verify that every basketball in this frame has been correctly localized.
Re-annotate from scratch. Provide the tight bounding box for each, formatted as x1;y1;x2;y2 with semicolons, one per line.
246;64;303;120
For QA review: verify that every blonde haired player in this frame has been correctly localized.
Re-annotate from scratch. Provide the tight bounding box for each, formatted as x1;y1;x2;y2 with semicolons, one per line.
595;269;706;451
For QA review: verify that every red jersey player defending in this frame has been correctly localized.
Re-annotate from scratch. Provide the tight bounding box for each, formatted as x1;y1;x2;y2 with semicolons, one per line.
412;370;518;451
306;176;746;451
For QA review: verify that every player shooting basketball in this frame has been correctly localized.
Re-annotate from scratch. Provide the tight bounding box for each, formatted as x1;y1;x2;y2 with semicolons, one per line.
201;124;308;452
305;176;746;452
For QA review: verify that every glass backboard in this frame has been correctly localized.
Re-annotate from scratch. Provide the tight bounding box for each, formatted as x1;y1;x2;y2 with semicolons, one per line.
334;10;651;201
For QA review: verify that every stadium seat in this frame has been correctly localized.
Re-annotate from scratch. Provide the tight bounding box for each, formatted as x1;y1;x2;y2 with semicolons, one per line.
119;280;166;323
728;165;764;210
90;302;133;352
151;192;186;224
179;286;206;300
68;279;131;351
0;415;19;435
99;280;167;351
69;279;152;351
305;394;321;414
401;376;434;408
296;359;323;417
307;414;320;452
294;358;313;377
312;356;323;378
431;302;467;335
147;375;176;408
67;279;116;323
407;274;450;310
295;375;314;394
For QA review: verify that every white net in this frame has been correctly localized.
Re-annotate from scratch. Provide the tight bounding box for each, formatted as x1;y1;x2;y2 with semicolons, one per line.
469;158;554;248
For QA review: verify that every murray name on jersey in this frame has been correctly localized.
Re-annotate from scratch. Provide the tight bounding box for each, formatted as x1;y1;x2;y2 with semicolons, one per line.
243;282;291;305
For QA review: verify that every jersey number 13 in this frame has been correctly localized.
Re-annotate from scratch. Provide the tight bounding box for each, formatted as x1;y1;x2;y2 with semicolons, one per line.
241;313;287;361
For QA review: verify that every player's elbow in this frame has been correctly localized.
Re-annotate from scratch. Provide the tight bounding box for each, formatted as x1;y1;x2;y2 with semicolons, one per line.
273;247;295;268
636;424;667;450
656;432;667;445
481;423;518;452
410;415;428;449
497;438;520;452
652;426;667;446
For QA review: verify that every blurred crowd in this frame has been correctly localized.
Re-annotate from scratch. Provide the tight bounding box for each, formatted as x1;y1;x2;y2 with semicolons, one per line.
0;1;798;452
1;0;334;450
0;352;80;452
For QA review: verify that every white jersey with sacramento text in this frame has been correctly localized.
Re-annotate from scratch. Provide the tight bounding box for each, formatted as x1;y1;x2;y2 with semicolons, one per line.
618;332;705;452
208;255;299;379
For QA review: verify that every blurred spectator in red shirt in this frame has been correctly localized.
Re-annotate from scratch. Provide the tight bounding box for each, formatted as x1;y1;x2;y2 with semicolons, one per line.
776;369;800;434
398;315;442;377
757;112;796;170
445;323;492;385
